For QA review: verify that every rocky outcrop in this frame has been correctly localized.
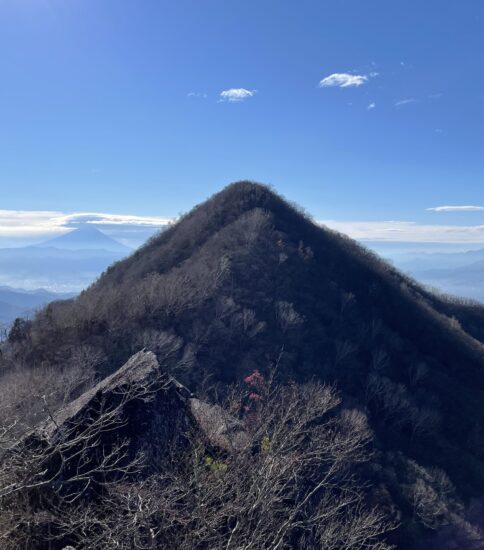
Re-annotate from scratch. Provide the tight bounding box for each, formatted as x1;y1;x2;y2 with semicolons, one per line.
40;349;170;441
30;351;190;478
23;350;247;492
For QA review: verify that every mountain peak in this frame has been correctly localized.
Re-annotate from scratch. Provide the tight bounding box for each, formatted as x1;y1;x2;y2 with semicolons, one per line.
37;226;130;253
218;180;275;203
207;180;292;217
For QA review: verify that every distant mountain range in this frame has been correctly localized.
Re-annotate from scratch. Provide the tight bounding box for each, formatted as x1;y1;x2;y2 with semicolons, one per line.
0;219;482;330
387;247;484;302
0;286;75;325
0;226;132;324
0;226;132;294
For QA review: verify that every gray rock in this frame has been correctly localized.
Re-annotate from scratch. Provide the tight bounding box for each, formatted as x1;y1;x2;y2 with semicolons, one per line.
189;398;250;452
34;350;191;478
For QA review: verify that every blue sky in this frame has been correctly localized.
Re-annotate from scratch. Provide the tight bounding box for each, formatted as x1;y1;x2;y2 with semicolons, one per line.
0;0;483;246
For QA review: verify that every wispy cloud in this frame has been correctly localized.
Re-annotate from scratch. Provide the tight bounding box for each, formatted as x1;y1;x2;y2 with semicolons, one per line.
219;88;256;102
187;91;207;99
320;220;484;243
427;205;484;212
0;210;65;236
61;212;172;227
3;210;483;247
319;73;369;88
367;102;376;110
395;98;418;107
0;210;171;238
0;210;174;249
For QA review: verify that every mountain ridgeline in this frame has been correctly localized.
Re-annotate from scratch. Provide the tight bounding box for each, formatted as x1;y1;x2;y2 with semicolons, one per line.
3;181;484;548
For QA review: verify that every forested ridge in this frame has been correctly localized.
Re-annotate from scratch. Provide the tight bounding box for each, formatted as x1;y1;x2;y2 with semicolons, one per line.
2;181;484;549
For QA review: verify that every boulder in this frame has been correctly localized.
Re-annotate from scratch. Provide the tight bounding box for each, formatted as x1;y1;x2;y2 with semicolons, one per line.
189;398;250;452
22;350;248;492
33;350;192;480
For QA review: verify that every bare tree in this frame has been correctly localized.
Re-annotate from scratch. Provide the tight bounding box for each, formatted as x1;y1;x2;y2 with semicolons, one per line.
39;380;395;549
0;355;396;550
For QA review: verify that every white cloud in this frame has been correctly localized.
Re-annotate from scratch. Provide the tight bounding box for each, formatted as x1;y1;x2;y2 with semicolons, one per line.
60;212;173;227
319;73;369;88
219;88;256;102
427;205;484;212
367;102;376;110
319;220;484;243
3;210;483;247
395;98;418;107
0;210;172;239
0;210;66;237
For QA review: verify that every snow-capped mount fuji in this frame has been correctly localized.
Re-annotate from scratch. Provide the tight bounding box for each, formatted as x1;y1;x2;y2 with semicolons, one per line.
0;226;132;297
36;226;131;253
